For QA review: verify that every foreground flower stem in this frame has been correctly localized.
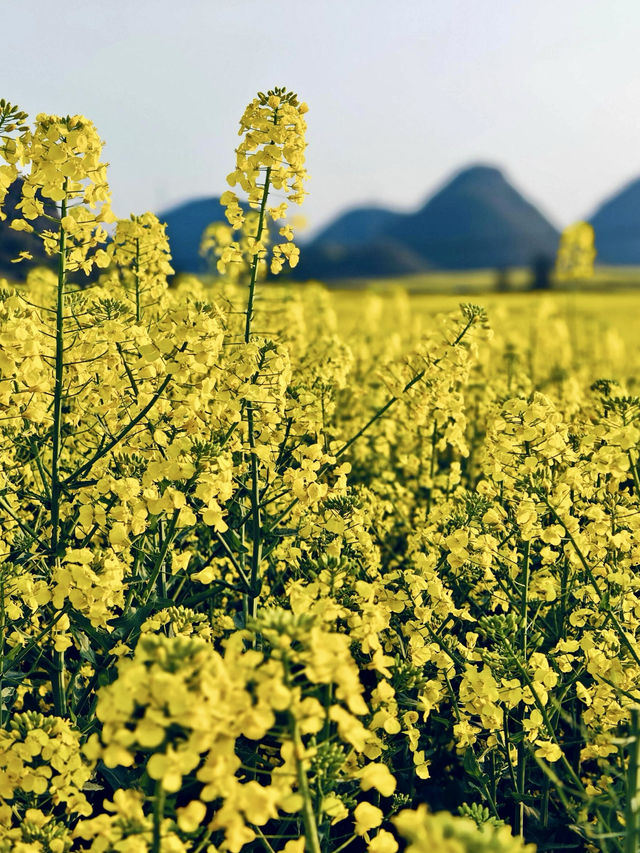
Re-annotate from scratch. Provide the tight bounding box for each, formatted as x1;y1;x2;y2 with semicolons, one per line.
289;712;322;853
243;161;273;345
0;575;5;728
141;509;180;606
134;236;141;323
625;708;640;853
50;185;68;717
152;779;166;853
50;186;67;561
243;111;278;625
514;541;530;838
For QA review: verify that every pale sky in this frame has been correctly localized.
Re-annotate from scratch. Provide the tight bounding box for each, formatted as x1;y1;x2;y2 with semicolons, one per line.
3;0;639;235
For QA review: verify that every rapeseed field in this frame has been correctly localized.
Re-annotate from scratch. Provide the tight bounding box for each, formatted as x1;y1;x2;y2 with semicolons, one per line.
1;92;640;853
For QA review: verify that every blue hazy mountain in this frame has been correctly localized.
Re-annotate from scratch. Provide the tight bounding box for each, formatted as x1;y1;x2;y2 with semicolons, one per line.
158;196;232;274
156;194;426;278
385;164;560;270
311;206;402;247
293;239;429;281
294;165;560;279
589;176;640;264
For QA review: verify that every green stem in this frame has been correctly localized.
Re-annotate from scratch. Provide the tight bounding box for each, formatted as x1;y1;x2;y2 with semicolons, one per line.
502;716;518;791
515;741;525;838
30;437;52;499
244;163;272;345
192;829;214;853
141;510;180;606
0;495;46;549
51;649;67;718
0;575;5;728
252;826;276;853
135;236;141;323
243;107;277;346
329;835;357;853
625;708;640;853
290;713;322;853
541;774;550;829
426;420;438;516
246;404;262;623
50;189;67;559
515;541;530;837
241;111;278;626
49;188;68;718
152;779;166;853
520;540;530;660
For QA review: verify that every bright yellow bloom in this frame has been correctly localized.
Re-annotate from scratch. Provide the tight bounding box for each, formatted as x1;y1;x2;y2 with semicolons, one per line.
555;221;596;280
359;762;397;797
354;802;384;835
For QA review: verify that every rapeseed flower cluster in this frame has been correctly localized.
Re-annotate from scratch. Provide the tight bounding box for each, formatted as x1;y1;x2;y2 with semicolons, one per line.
7;112;113;272
216;87;307;278
109;213;174;320
0;100;29;220
555;221;596;281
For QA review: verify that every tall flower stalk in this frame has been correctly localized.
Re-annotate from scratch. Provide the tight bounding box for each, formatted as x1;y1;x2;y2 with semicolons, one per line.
219;87;308;623
5;113;112;715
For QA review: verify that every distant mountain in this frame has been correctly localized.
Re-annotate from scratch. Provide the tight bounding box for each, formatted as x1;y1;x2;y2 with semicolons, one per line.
158;196;231;274
292;238;429;281
385;165;560;270
0;178;57;280
297;164;560;279
589;177;640;264
311;205;402;247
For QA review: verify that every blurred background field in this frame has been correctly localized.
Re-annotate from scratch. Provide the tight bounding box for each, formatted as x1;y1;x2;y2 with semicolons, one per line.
327;285;639;349
319;264;640;294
